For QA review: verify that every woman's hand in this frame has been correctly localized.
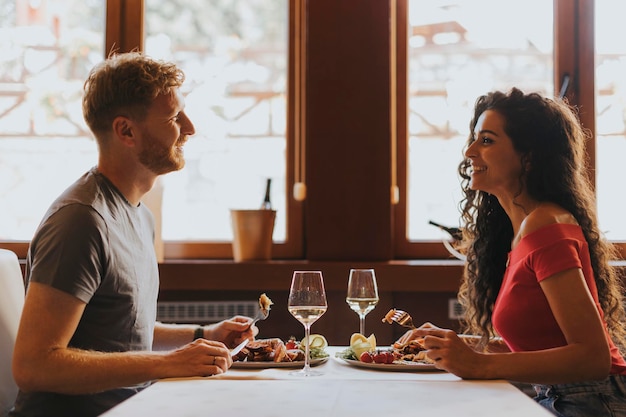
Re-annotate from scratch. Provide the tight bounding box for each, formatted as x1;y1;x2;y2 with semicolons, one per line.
412;327;488;379
395;322;440;345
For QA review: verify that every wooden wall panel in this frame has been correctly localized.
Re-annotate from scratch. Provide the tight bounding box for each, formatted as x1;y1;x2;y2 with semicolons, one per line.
305;0;393;261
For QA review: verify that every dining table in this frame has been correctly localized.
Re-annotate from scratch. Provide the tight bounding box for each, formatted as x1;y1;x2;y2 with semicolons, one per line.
101;347;553;416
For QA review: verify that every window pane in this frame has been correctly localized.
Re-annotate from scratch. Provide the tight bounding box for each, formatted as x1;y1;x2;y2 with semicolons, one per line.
145;1;288;241
407;0;553;240
595;1;626;240
0;0;104;240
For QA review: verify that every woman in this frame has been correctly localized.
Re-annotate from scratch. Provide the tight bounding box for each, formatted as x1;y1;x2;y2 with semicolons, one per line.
401;88;626;417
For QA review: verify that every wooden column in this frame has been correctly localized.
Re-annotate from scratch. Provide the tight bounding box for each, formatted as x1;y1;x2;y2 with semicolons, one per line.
105;0;144;55
305;0;393;261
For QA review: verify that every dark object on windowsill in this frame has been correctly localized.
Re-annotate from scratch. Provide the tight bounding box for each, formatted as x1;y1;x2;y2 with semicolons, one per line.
261;178;272;210
429;220;466;261
428;220;463;241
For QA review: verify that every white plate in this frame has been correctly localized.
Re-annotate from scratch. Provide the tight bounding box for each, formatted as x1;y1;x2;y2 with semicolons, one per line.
337;357;442;372
231;357;329;369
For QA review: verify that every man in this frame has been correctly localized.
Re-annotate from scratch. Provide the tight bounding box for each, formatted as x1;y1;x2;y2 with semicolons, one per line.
11;52;255;417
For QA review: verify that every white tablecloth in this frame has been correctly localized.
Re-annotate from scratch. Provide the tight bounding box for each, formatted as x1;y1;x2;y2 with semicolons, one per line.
102;347;553;417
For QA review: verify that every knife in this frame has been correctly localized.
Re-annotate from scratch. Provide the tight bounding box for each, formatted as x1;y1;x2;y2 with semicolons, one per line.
230;339;249;357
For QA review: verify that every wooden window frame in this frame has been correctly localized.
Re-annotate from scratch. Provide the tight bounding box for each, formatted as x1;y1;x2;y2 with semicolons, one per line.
392;0;453;259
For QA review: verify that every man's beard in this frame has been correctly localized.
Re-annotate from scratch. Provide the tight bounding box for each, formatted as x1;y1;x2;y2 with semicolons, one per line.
138;134;186;175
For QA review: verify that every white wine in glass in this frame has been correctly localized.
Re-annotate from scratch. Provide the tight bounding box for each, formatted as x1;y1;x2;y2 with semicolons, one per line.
346;268;379;335
287;270;327;376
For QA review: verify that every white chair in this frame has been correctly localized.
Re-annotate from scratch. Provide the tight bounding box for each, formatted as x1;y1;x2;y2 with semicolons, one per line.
0;249;24;417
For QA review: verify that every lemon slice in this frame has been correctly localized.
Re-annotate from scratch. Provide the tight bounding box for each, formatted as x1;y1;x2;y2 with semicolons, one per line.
366;334;377;349
352;341;374;358
301;334;328;349
350;333;376;349
350;333;368;346
349;333;377;358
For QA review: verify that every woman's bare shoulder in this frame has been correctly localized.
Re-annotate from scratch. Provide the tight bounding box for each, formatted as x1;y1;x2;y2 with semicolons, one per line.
520;202;578;238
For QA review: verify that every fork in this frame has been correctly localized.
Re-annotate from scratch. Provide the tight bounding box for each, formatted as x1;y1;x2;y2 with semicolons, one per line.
246;307;270;329
382;308;416;329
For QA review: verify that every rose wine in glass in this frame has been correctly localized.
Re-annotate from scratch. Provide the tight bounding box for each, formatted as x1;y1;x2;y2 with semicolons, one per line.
346;268;379;335
287;270;327;376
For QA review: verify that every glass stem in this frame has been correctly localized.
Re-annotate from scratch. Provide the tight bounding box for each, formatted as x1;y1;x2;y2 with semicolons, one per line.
303;323;311;372
359;314;366;335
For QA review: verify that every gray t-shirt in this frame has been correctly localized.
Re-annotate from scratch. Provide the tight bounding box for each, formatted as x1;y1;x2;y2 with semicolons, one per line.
11;168;159;417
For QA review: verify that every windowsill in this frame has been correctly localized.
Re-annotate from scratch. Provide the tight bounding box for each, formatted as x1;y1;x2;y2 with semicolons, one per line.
16;254;626;293
158;259;466;292
158;258;626;293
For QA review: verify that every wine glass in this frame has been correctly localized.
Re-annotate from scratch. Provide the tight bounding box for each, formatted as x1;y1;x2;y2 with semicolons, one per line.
287;270;328;376
346;268;379;335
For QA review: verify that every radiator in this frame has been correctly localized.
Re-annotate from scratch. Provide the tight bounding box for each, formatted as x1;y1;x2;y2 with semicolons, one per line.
157;301;259;323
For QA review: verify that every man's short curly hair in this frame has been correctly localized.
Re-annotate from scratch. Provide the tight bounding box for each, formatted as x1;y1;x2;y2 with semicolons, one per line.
82;51;185;135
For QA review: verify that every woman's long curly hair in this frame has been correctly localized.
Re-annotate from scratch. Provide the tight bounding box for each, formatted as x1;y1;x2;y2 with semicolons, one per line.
457;88;626;352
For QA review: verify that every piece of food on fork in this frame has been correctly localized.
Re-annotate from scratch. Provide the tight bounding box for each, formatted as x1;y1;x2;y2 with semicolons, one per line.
259;293;273;314
382;308;416;329
382;308;397;324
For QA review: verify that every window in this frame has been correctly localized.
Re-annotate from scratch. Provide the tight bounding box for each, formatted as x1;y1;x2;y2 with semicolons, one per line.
595;0;626;240
395;0;625;257
142;0;301;259
0;0;301;260
404;0;554;241
0;0;103;242
144;1;288;243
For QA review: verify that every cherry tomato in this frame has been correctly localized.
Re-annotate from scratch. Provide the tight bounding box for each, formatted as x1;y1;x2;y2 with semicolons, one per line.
359;351;374;363
285;339;298;350
371;351;394;364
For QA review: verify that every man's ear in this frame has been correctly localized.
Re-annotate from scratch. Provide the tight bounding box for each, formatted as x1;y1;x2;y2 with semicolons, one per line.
112;116;135;146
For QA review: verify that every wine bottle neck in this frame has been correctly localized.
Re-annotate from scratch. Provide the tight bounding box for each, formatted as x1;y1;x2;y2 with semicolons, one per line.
261;179;272;210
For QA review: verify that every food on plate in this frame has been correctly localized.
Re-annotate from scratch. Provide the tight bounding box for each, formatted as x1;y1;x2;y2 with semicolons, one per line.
232;335;328;363
300;334;328;349
350;333;372;346
359;351;374;363
285;337;298;350
335;332;376;361
392;338;433;363
232;338;301;363
335;332;433;365
360;350;395;364
259;293;273;313
349;333;377;358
